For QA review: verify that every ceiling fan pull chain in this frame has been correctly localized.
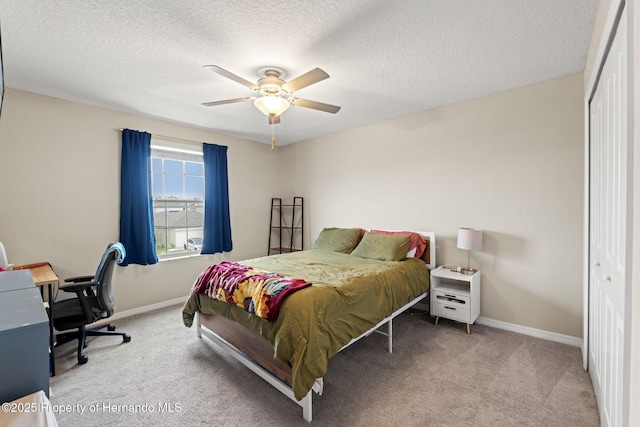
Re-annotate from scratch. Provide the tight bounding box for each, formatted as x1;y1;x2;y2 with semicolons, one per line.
271;123;276;151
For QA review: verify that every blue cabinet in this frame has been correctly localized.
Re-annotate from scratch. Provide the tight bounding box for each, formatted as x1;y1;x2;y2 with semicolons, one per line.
0;271;50;403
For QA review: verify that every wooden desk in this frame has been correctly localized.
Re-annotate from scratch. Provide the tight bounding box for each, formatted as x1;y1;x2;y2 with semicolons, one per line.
28;264;58;376
29;264;59;289
28;264;58;377
10;263;59;377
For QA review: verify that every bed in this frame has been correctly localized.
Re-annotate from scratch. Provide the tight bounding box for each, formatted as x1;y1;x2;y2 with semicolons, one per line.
182;228;436;422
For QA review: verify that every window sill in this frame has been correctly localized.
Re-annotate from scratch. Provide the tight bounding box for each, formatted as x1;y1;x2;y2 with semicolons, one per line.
158;253;202;262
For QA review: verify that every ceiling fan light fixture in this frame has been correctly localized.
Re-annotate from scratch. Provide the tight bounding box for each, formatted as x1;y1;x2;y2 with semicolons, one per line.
203;65;341;126
258;83;286;97
254;95;291;117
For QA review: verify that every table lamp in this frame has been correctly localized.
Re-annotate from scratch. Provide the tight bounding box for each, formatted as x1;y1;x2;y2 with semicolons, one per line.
457;228;483;275
0;242;8;269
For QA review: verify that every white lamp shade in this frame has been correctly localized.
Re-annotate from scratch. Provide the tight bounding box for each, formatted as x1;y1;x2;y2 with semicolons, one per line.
254;96;291;116
457;228;483;250
0;242;7;268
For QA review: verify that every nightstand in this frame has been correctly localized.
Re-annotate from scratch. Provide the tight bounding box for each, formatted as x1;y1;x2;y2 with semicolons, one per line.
430;266;481;334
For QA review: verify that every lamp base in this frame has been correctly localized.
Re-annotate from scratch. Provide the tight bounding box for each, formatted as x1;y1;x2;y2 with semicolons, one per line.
460;268;477;275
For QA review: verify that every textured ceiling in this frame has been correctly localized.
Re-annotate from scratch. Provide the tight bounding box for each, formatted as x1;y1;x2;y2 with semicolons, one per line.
0;0;598;146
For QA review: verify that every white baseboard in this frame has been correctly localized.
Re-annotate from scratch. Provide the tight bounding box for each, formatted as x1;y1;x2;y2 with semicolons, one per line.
413;300;581;348
100;297;583;348
105;296;188;323
476;316;583;347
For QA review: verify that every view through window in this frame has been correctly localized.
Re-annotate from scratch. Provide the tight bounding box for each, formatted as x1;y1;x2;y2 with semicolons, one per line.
151;142;204;258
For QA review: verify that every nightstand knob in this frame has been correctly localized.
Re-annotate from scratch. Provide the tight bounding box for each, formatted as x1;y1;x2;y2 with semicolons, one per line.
604;276;611;283
594;262;600;267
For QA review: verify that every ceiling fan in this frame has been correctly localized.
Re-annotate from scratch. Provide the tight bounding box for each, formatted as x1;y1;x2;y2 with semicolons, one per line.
201;65;341;124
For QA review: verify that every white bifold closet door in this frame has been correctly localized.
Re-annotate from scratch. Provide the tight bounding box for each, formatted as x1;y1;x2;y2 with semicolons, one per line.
588;7;628;427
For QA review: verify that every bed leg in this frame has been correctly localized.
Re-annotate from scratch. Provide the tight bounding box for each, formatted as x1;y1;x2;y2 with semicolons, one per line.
196;312;202;338
301;390;312;422
388;318;393;354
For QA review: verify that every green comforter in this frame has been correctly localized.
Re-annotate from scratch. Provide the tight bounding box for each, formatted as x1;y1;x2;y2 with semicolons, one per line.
182;249;430;400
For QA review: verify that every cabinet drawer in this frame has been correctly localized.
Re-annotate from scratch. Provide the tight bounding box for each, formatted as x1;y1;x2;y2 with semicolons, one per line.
432;290;470;309
431;301;471;323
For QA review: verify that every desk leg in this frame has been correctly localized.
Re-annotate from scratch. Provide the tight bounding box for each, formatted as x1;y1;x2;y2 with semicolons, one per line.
48;284;55;377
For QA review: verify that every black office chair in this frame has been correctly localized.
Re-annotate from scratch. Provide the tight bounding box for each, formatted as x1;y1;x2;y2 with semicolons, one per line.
52;242;131;365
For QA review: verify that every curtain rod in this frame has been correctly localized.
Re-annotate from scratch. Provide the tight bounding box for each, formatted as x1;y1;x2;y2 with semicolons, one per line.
117;128;203;145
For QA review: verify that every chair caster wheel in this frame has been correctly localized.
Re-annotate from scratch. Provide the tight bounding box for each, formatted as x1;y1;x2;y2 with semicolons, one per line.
78;355;88;364
123;335;131;343
107;325;116;331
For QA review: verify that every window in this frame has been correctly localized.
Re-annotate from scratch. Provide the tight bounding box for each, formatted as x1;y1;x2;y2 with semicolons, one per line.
151;139;204;258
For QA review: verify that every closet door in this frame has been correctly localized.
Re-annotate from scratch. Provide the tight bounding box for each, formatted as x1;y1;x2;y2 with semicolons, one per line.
588;8;628;427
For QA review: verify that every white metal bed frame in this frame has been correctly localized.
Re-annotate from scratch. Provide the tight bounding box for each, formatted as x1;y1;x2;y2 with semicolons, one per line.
195;231;435;422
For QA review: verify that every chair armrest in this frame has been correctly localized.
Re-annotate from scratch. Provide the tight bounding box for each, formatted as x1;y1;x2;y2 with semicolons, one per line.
65;275;94;283
59;281;98;293
56;282;98;322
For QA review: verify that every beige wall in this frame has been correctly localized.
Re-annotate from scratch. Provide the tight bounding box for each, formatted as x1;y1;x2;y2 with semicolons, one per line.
281;73;585;337
0;73;585;339
0;88;281;312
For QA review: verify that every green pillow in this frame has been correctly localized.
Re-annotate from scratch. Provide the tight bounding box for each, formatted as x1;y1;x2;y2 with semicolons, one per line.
351;231;410;261
312;227;362;253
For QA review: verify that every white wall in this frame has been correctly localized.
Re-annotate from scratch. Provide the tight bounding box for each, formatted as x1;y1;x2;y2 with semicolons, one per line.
281;73;585;337
0;88;281;312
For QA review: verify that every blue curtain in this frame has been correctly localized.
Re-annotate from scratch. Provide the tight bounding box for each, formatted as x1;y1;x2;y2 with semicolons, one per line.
201;143;233;254
119;129;158;266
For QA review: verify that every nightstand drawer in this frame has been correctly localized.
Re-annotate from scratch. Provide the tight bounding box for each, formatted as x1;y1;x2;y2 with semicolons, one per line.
432;301;471;323
432;290;470;309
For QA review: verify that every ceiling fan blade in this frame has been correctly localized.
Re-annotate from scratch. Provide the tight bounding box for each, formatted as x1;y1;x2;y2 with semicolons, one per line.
282;68;330;93
290;98;341;114
201;97;253;107
268;115;281;125
203;65;258;90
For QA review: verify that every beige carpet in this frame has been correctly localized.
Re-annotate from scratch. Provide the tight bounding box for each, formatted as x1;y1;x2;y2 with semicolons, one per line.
49;304;599;426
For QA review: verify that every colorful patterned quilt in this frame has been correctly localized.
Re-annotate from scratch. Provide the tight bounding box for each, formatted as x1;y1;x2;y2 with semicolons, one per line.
193;261;311;322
